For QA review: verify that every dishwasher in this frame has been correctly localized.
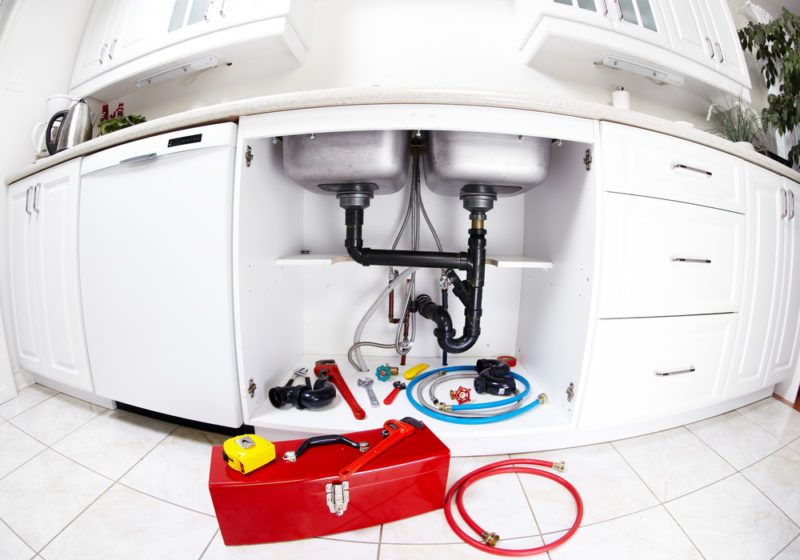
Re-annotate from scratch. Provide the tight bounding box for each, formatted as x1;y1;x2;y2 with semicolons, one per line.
79;123;243;427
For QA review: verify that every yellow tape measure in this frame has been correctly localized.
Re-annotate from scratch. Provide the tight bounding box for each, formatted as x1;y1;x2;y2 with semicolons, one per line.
222;434;276;474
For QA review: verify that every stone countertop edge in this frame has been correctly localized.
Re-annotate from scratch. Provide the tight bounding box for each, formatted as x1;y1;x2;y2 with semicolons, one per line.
6;86;799;185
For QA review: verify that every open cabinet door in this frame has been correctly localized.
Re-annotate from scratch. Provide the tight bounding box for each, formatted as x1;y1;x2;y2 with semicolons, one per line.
0;317;18;405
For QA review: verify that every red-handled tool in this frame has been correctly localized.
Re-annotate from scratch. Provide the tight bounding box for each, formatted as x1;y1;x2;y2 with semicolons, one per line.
314;359;366;421
338;417;422;480
383;381;406;405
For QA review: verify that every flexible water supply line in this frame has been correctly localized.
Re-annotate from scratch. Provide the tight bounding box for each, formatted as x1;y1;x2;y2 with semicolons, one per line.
349;266;419;371
445;458;583;556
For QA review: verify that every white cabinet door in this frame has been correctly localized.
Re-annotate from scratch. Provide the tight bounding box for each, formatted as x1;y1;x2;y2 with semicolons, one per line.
110;0;175;65
7;183;42;373
700;0;749;85
609;0;669;47
766;180;800;386
70;0;120;88
214;0;292;26
34;161;94;392
725;166;784;398
661;0;714;64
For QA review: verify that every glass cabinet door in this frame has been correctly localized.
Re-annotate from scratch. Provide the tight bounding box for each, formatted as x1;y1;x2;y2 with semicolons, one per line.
611;0;669;46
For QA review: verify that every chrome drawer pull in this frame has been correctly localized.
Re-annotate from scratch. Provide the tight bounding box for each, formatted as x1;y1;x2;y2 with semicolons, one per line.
672;257;711;264
655;367;695;377
671;163;712;177
782;188;788;219
790;190;795;220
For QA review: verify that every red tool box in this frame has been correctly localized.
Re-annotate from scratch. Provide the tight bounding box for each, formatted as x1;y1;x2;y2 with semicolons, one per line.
209;418;450;545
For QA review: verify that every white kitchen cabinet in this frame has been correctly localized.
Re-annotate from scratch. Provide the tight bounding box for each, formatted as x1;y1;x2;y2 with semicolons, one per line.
725;165;785;398
700;0;748;83
71;0;121;89
6;160;94;392
765;179;800;387
609;0;669;47
661;0;714;65
111;0;175;66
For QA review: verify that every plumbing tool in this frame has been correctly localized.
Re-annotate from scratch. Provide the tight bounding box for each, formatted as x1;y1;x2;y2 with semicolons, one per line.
222;434;276;475
375;364;398;381
358;377;380;408
404;363;429;380
474;359;517;396
314;359;365;420
383;381;407;405
269;368;337;409
444;458;582;555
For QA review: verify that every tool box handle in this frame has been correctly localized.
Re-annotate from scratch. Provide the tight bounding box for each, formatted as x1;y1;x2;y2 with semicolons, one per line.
283;434;369;462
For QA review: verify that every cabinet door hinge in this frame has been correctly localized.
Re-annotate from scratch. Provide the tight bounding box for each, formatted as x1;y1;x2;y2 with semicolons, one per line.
583;149;592;171
247;378;257;398
245;145;253;167
566;382;575;402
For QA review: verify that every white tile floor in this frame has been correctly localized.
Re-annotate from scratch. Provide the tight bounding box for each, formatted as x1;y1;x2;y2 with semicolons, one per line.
1;385;799;560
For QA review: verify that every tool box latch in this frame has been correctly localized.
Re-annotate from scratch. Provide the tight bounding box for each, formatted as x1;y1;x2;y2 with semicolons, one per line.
325;481;349;516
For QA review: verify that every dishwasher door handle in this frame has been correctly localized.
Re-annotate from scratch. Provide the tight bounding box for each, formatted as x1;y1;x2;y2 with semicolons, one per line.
119;152;158;165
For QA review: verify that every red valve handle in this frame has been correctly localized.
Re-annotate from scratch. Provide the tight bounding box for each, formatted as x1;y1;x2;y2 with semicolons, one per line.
314;360;366;420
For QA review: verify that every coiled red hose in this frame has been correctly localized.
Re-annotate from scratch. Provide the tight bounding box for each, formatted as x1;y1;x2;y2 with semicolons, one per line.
444;458;583;556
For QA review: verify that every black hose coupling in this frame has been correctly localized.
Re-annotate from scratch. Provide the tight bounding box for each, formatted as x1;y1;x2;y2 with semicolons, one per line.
269;373;337;410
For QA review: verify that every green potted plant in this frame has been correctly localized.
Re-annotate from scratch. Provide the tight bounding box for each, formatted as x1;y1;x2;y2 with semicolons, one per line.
738;7;800;166
706;98;763;149
97;102;146;135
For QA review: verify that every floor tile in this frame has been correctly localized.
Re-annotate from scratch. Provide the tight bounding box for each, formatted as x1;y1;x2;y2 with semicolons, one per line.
54;410;174;480
0;521;35;560
322;525;381;544
0;450;111;550
11;394;105;446
0;385;56;420
791;438;800;455
687;411;782;469
737;398;800;445
0;422;46;479
613;427;734;501
547;507;701;560
743;446;800;525
513;443;658;533
774;536;800;560
379;537;544;560
202;531;378;560
381;454;538;544
665;473;798;560
42;484;217;560
120;426;224;515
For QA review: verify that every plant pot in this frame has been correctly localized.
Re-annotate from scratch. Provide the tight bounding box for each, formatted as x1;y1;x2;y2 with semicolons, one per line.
735;141;756;150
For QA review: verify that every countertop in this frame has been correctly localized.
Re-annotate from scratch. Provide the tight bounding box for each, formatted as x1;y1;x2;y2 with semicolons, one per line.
7;87;800;185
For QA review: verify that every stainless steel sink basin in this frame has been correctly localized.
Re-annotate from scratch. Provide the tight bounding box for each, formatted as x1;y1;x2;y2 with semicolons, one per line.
283;130;410;195
423;131;551;197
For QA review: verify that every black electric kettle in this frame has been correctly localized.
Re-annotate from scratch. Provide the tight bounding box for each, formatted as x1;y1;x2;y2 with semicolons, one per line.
45;99;93;155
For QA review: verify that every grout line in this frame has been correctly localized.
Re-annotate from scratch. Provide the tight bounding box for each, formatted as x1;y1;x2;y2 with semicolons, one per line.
513;469;545;536
738;470;800;532
376;524;384;560
115;481;216;518
199;528;219;559
608;441;708;560
770;533;800;560
0;386;61;421
0;510;37;555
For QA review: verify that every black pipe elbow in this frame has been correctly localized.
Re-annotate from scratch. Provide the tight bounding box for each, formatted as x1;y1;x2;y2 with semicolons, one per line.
415;295;481;353
269;378;337;410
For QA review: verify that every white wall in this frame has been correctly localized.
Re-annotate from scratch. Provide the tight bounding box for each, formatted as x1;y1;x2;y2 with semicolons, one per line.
112;0;716;126
0;0;94;389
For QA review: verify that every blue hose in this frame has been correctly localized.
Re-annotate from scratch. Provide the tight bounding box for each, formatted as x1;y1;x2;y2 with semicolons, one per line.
405;365;544;424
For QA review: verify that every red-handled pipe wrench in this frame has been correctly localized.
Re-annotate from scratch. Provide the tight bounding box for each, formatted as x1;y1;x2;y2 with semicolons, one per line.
338;417;423;480
314;359;366;421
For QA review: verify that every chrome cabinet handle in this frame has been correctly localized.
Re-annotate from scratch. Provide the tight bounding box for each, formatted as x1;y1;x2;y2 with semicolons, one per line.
705;37;714;58
672;163;712;177
782;188;788;219
219;0;227;16
715;42;724;62
120;152;158;165
672;257;712;264
108;38;117;60
790;190;796;220
33;183;41;213
98;42;108;64
24;186;32;215
203;0;213;21
655;367;696;377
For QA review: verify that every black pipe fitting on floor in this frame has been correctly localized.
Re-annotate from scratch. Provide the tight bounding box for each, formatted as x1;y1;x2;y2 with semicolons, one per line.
268;375;337;410
474;358;517;396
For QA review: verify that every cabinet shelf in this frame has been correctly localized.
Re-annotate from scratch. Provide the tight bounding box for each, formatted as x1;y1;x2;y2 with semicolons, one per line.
275;254;553;269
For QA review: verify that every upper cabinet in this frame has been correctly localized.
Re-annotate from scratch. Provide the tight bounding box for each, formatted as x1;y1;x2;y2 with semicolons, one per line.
515;0;751;100
69;0;309;99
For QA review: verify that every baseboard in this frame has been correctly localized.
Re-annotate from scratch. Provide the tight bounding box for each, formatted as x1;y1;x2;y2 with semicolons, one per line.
33;374;116;410
13;368;34;391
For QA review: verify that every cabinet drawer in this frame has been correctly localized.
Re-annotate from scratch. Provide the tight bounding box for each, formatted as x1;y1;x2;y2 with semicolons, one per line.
579;314;735;428
598;193;744;318
602;123;744;213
